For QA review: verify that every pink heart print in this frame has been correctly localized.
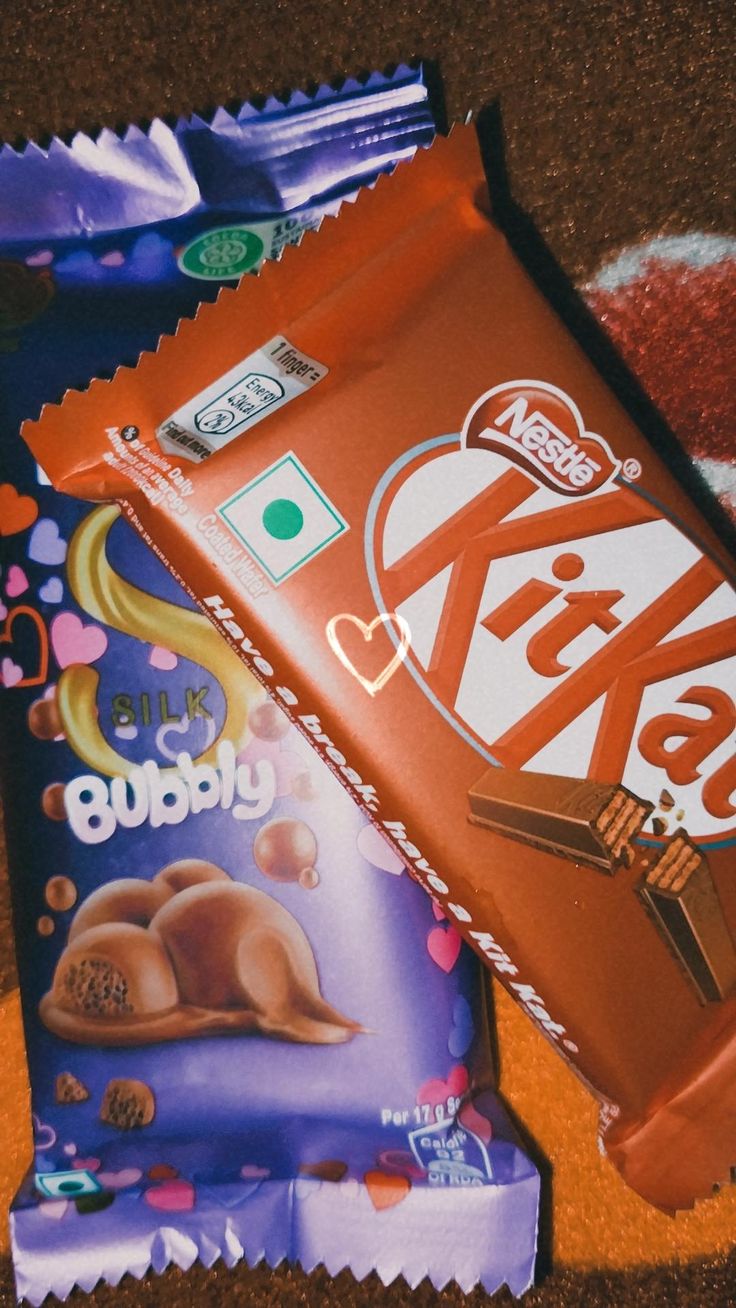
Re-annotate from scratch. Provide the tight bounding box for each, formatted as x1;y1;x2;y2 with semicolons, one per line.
6;565;29;597
25;250;54;267
459;1101;493;1145
149;645;178;670
96;1168;143;1189
240;1164;270;1180
144;1178;196;1211
356;823;405;875
427;925;462;973
51;612;108;668
416;1063;469;1110
1;657;23;688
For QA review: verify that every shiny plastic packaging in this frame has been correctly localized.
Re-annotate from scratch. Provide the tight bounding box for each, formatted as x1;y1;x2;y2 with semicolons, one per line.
27;125;736;1213
1;80;539;1303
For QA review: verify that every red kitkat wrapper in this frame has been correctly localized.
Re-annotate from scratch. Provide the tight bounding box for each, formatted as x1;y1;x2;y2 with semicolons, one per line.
24;125;736;1211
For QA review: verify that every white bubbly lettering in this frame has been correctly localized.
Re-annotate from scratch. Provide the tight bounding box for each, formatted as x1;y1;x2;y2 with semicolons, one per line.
64;741;275;844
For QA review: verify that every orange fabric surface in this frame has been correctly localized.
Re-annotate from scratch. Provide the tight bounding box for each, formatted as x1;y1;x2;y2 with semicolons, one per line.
494;983;736;1267
0;992;31;1257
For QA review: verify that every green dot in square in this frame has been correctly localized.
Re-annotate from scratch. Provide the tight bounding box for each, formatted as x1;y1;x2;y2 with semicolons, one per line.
262;498;304;540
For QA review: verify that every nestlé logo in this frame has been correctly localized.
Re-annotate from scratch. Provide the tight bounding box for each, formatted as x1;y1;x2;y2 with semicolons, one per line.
462;380;620;496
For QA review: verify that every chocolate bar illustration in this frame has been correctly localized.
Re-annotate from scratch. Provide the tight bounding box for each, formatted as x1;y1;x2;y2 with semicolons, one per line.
639;832;736;1004
467;768;652;873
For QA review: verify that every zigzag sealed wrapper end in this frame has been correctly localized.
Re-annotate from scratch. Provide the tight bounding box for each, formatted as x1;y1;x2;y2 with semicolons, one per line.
23;122;736;1212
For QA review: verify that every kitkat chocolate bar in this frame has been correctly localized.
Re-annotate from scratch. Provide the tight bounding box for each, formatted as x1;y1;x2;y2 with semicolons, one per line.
24;125;736;1211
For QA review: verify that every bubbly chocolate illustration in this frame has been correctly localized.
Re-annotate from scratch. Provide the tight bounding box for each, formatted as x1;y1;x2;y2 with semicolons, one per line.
67;877;175;940
40;859;362;1046
45;875;78;913
41;782;66;821
253;817;319;887
27;690;63;741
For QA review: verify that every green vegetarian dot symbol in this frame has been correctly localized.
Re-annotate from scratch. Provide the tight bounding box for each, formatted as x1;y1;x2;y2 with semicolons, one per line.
262;498;304;540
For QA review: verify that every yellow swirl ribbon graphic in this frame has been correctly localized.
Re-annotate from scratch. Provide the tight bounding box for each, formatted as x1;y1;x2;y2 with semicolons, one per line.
58;505;258;776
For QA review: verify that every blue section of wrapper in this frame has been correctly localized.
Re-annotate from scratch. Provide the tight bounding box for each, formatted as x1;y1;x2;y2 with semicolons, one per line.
0;70;539;1302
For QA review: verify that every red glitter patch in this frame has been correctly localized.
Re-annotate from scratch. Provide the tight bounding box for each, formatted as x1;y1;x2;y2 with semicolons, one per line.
587;259;735;471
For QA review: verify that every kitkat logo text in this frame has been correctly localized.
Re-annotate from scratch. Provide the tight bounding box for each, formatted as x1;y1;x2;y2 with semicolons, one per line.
462;380;620;496
367;432;736;844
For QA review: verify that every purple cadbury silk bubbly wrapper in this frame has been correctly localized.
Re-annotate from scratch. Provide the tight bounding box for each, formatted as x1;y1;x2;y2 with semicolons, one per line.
0;70;539;1303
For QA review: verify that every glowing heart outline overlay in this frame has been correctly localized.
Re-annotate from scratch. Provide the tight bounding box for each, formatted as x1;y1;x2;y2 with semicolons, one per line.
1;605;49;688
325;611;411;697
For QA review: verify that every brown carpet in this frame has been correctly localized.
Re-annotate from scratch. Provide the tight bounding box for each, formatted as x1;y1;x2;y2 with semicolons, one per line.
2;1250;736;1308
0;1;734;1303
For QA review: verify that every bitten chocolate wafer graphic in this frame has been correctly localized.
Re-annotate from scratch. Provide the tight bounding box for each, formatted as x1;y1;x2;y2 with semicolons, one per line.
639;832;736;1004
467;768;652;873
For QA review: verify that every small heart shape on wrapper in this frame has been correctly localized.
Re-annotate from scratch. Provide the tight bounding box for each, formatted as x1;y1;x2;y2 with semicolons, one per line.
28;518;67;565
1;606;49;687
96;1168;142;1189
416;1063;469;1110
6;564;29;597
325;611;411;697
39;576;63;604
149;645;178;670
0;483;38;535
1;656;23;687
144;1178;195;1212
427;924;462;973
364;1170;411;1211
448;994;475;1057
50;611;107;668
25;250;54;267
72;1157;101;1172
459;1100;493;1145
356;823;404;875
